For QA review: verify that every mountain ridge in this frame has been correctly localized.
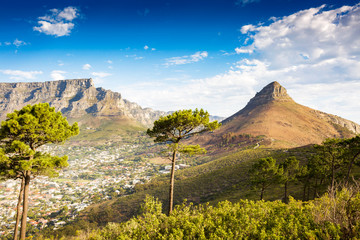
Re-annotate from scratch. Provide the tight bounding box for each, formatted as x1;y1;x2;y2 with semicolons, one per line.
0;78;165;126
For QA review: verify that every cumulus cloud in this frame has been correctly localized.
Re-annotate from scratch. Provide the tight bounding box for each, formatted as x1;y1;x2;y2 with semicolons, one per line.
82;64;92;70
33;6;79;37
144;45;149;50
164;51;208;66
122;3;360;123
0;69;43;80
238;4;360;68
51;70;66;80
91;72;111;78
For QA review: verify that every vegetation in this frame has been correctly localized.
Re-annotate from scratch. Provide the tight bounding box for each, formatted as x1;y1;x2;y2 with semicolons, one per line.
0;102;358;239
44;183;360;240
279;156;299;203
33;134;360;239
249;157;282;200
0;103;79;240
147;109;221;214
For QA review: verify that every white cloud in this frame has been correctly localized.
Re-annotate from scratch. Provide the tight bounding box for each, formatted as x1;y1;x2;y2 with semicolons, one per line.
91;72;111;84
107;60;113;64
239;4;360;68
91;72;111;78
0;39;28;47
144;45;149;50
122;3;360;123
13;39;27;47
33;6;79;37
82;64;92;70
57;7;78;21
51;70;66;80
0;69;43;80
164;51;208;66
235;0;260;6
235;47;253;54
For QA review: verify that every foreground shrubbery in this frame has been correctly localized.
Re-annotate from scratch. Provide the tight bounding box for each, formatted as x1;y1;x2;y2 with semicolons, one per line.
41;185;360;240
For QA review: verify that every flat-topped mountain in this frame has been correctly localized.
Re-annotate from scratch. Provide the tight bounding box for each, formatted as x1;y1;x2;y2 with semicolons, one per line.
0;79;164;126
204;81;360;148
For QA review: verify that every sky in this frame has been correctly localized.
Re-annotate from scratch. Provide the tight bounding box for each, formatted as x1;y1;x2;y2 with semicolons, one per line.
1;0;360;123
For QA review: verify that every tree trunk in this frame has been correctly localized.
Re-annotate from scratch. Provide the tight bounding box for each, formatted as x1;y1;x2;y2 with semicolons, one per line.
331;156;335;190
346;152;360;184
260;184;265;200
20;171;31;240
313;178;318;199
284;181;288;203
302;178;309;201
168;150;177;215
13;177;25;240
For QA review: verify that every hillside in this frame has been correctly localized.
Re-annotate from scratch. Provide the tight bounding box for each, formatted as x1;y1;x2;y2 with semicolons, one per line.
43;146;315;238
195;81;360;148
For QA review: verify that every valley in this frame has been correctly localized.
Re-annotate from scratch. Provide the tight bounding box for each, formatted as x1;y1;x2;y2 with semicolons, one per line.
1;79;360;239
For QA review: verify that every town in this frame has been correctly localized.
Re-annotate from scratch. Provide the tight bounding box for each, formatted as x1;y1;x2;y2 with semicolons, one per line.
0;139;189;237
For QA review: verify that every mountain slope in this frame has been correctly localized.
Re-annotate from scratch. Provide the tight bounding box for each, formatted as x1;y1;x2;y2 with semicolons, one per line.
198;81;360;148
0;78;164;126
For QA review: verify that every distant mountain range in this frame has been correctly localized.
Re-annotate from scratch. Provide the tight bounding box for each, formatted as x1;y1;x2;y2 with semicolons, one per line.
0;79;358;147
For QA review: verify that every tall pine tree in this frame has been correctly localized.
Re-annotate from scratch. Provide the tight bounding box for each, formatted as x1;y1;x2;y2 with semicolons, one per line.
0;103;79;240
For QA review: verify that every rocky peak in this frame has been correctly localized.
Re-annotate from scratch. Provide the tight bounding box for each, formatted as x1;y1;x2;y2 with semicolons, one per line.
247;81;293;107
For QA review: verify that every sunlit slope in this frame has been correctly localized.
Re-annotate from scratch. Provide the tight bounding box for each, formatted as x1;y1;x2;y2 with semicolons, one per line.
197;82;359;148
68;115;146;145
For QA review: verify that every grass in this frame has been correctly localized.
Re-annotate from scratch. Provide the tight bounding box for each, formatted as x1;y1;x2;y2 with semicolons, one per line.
67;115;146;145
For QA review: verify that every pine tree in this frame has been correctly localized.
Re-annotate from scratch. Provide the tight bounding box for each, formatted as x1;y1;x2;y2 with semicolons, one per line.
147;109;220;214
0;103;79;240
249;157;281;200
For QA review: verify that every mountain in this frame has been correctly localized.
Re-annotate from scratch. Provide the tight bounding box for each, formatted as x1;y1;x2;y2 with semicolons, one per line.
200;81;360;148
0;79;164;126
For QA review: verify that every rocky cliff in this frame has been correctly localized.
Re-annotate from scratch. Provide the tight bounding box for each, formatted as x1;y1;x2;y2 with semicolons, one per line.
0;79;164;126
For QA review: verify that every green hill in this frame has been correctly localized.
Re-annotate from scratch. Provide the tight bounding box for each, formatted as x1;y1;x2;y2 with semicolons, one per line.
42;145;318;238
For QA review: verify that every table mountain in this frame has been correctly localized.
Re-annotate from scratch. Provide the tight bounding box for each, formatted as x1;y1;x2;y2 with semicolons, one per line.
0;78;164;126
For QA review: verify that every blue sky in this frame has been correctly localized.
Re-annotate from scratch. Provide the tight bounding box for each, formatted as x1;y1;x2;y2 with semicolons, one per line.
1;0;360;123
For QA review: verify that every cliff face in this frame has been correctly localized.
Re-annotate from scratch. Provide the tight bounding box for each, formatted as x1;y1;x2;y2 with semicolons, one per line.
246;81;293;107
0;79;164;126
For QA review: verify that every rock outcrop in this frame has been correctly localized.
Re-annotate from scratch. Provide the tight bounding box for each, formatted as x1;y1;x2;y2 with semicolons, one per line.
246;81;293;107
0;79;164;126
